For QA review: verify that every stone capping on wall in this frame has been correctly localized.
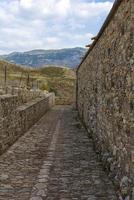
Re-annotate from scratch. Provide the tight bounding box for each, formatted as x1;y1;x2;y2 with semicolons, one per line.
17;93;54;112
0;92;55;155
77;0;122;72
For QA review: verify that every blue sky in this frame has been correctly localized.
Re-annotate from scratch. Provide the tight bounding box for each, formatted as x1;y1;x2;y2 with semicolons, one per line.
0;0;114;54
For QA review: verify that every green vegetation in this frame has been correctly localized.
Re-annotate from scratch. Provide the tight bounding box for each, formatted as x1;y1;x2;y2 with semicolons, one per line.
0;60;76;104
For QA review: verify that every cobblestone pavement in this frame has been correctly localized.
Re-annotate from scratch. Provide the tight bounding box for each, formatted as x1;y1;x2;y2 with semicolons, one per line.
0;106;117;200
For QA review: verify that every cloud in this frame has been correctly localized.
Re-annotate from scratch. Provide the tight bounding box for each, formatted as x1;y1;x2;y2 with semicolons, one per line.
55;0;71;17
46;37;60;44
74;2;113;18
19;0;71;18
0;0;114;54
20;0;33;9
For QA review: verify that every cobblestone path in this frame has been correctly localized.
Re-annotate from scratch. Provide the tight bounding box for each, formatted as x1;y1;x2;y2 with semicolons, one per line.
0;106;117;200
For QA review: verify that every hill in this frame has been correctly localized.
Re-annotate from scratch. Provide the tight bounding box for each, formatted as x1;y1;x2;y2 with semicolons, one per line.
1;47;86;68
0;60;75;104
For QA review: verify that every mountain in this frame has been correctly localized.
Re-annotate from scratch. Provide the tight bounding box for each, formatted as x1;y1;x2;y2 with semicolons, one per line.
1;47;87;68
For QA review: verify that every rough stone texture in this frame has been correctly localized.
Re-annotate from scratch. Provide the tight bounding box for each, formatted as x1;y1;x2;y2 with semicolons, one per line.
0;106;117;200
0;89;44;119
6;87;43;103
0;93;55;155
0;94;20;118
77;0;134;199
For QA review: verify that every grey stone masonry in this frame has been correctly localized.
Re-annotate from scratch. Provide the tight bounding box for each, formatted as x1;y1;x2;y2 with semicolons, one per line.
0;106;117;200
0;94;20;118
0;93;55;155
77;0;134;199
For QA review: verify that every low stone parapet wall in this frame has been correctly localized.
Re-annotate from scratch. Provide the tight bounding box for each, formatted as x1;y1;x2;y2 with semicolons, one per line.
7;87;42;103
0;89;48;118
0;93;55;155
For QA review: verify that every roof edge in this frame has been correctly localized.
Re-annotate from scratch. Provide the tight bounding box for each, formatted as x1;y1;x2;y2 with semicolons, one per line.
77;0;123;73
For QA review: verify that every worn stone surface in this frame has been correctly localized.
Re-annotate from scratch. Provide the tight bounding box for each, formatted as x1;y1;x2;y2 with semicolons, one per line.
0;106;117;200
77;0;134;199
8;88;43;103
0;94;20;118
0;88;43;105
0;93;55;155
0;89;48;119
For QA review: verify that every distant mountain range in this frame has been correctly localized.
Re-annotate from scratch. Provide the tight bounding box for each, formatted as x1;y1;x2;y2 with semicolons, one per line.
0;47;87;68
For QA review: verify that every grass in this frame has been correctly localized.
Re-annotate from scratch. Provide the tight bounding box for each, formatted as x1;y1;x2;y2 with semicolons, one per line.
0;60;76;104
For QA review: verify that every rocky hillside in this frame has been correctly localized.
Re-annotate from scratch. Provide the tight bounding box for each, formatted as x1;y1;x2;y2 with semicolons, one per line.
1;47;86;68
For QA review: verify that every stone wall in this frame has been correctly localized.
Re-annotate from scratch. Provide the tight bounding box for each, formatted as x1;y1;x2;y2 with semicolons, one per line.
0;95;20;118
0;86;43;102
77;0;134;199
7;87;42;103
0;93;55;155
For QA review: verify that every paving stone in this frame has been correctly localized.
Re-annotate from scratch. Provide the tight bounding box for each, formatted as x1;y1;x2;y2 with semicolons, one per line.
0;106;117;200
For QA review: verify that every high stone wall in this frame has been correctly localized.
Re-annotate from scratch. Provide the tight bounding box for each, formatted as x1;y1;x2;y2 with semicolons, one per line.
77;0;134;199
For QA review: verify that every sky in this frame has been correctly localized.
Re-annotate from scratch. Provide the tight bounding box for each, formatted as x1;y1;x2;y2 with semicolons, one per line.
0;0;114;54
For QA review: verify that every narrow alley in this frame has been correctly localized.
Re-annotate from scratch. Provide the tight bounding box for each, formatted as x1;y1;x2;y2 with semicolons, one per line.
0;106;117;200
